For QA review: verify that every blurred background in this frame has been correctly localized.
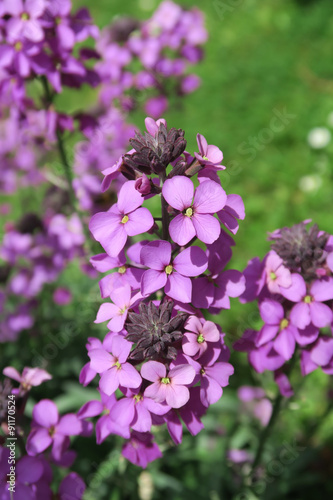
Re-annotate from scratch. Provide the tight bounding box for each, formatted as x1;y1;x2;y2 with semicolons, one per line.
2;0;333;498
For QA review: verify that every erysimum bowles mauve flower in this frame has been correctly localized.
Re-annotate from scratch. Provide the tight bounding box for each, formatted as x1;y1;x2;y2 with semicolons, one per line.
88;335;142;396
3;365;51;392
140;240;208;302
195;133;224;168
141;360;195;408
89;180;154;257
162;176;226;245
26;399;82;459
182;316;220;357
95;284;140;331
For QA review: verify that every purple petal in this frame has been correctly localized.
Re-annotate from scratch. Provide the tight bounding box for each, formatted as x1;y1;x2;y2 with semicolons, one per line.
111;335;132;362
165;273;192;303
57;414;82;436
310;337;333;366
16;455;43;484
290;302;311;329
99;368;119;396
280;273;306;302
259;300;284;324
309;301;333;328
95;303;119;324
141;361;166;382
191;277;215;309
118;363;142;388
3;366;21;382
33;400;58;428
110;284;131;308
141;269;167;296
182;333;200;356
140;240;171;269
196;133;208;155
293;324;319;346
117;180;144;213
200;376;222;406
256;324;279;346
131;404;152;433
26;428;52;456
192;213;221;244
88;349;112;374
162;176;194;211
125;207;154;236
193;180;226;214
78;400;104;419
202;321;220;341
173;246;208;277
166;385;190;408
273;330;295;360
169;214;196;246
205;362;234;386
310;278;333;302
206;144;223;164
169;364;195;385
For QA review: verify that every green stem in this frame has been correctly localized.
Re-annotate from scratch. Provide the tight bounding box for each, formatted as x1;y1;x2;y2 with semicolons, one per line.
159;172;170;241
250;392;284;473
55;128;76;210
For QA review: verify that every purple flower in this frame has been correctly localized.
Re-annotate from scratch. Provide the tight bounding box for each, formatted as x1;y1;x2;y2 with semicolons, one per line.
182;316;220;357
141;360;195;408
58;472;85;500
264;251;292;294
89;180;154;257
140;240;207;303
6;0;47;43
162;176;226;245
122;431;162;468
3;366;51;392
53;287;72;305
95;284;140;332
280;274;333;329
195;133;223;167
217;194;245;235
26;400;82;459
88;335;142;396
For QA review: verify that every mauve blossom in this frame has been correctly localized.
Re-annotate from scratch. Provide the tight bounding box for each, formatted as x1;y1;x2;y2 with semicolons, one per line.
95;284;140;332
182;316;220;357
141;360;195;408
280;274;333;329
58;472;85;500
3;366;51;391
88;335;142;396
5;0;47;43
264;251;292;294
195;133;224;167
26;400;82;459
217;194;245;235
53;287;72;305
89;180;154;257
122;431;162;468
140;240;207;303
0;451;46;500
162;176;226;246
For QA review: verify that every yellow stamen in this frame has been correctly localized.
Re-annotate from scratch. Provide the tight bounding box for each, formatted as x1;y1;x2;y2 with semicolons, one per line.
121;215;129;224
118;266;126;274
280;318;289;330
270;271;277;280
185;207;193;217
161;377;171;384
304;295;312;304
14;42;23;52
165;265;173;275
197;333;205;344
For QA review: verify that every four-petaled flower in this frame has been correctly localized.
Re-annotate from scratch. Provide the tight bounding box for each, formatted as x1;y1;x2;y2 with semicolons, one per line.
88;335;142;396
182;316;220;357
140;240;207;303
162;176;226;246
141;360;195;408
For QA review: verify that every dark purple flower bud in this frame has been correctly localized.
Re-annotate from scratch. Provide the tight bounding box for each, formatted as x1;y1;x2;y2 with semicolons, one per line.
125;299;188;362
270;222;329;280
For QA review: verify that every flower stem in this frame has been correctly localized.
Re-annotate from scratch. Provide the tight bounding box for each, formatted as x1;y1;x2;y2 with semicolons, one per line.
55;128;76;210
250;391;284;473
159;172;170;241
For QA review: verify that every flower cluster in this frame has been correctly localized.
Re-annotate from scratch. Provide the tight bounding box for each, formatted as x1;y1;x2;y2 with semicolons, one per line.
1;366;86;499
0;210;85;342
235;221;333;395
81;117;245;466
96;0;207;117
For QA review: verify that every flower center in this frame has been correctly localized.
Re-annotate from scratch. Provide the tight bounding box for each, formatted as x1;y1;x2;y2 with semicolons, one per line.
202;155;209;161
121;215;129;224
165;264;173;275
113;361;122;369
270;271;277;280
134;394;143;403
14;41;23;52
118;266;126;274
304;295;312;304
280;318;289;330
55;16;62;25
161;377;171;384
200;368;205;375
21;13;29;20
185;207;193;217
49;425;56;437
197;333;205;344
